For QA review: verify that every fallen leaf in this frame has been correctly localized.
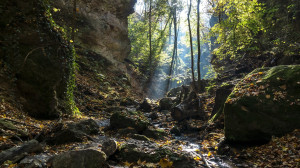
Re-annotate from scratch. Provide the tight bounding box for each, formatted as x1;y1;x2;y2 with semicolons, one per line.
159;158;173;168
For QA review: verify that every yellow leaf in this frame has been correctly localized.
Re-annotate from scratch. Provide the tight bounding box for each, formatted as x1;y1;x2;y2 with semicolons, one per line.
258;72;263;75
194;156;201;161
53;8;60;12
266;95;271;99
159;158;173;168
215;146;218;150
207;151;212;157
70;40;74;43
124;161;133;167
137;159;147;165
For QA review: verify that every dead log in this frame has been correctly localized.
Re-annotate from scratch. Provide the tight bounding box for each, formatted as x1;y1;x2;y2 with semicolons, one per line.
0;140;43;164
171;91;205;121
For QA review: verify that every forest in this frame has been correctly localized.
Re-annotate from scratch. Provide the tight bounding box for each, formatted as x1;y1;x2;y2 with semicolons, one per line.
0;0;299;167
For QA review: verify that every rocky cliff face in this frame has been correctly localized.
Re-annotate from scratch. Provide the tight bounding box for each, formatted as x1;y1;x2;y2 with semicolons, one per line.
0;0;137;118
52;0;137;70
0;0;76;118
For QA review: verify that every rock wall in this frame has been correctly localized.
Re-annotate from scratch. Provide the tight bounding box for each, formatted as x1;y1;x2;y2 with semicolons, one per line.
0;0;76;118
52;0;137;70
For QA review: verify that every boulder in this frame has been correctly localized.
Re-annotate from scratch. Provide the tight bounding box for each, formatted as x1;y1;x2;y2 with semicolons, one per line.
19;156;43;168
224;65;300;142
0;119;28;137
139;98;152;112
149;112;159;120
159;97;176;111
171;92;205;121
210;84;235;121
0;140;43;165
110;111;149;132
46;119;99;145
116;141;196;168
101;139;117;157
49;149;107;168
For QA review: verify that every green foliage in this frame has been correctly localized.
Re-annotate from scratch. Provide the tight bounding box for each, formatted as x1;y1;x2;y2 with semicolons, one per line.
128;0;173;74
210;0;300;73
210;0;264;60
43;0;79;115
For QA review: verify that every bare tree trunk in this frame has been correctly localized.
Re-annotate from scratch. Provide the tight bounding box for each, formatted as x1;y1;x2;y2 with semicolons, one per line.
196;0;201;91
188;0;196;89
166;6;177;92
149;0;152;69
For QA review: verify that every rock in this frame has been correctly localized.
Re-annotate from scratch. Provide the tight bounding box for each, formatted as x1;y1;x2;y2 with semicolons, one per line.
110;111;149;132
19;153;51;168
159;97;176;111
46;119;99;145
69;119;100;135
1;0;76;119
0;140;43;165
49;149;107;168
224;65;300;142
171;92;204;121
116;140;196;168
210;84;235;120
170;126;181;136
19;156;43;168
142;128;167;140
0;119;28;137
149;112;159;120
102;139;117;157
139;98;152;112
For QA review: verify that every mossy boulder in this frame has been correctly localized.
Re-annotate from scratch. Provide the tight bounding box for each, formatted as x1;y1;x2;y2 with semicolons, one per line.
224;65;300;142
110;111;149;132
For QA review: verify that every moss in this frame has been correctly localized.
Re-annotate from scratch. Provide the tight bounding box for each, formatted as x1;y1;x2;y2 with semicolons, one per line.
224;65;300;142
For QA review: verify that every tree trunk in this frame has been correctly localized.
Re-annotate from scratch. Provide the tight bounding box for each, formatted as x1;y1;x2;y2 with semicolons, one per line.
188;0;196;89
166;6;177;92
196;0;201;91
149;0;152;69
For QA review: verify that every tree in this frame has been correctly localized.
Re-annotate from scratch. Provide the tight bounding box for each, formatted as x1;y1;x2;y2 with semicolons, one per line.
149;0;152;69
196;0;201;90
187;0;196;89
166;1;178;92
